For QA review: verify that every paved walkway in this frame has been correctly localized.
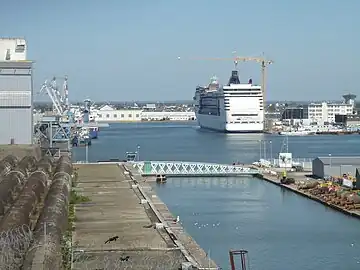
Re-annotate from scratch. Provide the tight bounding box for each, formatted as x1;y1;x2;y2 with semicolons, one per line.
72;164;184;270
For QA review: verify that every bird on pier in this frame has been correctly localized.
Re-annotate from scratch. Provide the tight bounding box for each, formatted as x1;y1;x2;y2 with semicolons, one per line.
120;255;130;261
104;235;119;244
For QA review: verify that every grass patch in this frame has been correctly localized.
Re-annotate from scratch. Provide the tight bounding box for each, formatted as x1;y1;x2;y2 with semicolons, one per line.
62;169;91;269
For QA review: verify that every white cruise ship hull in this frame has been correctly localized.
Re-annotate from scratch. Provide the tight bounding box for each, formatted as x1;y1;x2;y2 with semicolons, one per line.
194;70;264;134
196;113;263;133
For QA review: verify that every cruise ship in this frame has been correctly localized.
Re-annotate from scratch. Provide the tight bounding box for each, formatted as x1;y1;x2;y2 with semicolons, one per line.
194;69;264;133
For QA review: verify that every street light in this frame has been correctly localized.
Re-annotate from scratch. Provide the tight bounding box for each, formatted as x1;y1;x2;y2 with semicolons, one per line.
137;145;141;161
259;140;262;160
269;140;273;164
263;140;267;160
85;142;89;163
329;154;332;167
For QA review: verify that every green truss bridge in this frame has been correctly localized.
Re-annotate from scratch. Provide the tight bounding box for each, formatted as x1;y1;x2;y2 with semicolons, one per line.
132;161;259;177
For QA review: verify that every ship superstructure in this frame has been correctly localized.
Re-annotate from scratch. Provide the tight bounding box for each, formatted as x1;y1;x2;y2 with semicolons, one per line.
194;68;264;133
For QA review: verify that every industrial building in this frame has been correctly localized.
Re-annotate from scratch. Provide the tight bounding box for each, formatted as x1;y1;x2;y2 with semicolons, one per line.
335;114;360;127
96;105;142;122
312;156;360;179
0;38;33;144
308;94;356;124
281;106;308;121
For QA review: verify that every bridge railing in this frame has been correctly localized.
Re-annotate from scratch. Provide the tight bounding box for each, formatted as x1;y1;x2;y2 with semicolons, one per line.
132;161;260;176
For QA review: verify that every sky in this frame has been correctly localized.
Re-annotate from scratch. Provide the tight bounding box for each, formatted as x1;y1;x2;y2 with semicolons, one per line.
1;0;359;102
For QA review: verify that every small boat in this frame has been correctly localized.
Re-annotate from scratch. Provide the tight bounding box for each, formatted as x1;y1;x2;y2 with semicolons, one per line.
88;127;99;139
279;127;315;136
279;130;314;136
156;174;167;183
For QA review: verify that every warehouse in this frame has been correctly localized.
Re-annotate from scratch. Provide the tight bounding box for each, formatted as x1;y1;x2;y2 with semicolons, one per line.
0;38;33;144
312;156;360;179
96;105;142;122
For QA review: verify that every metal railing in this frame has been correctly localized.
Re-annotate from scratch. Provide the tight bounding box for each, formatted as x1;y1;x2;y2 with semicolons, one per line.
132;161;260;176
258;158;313;170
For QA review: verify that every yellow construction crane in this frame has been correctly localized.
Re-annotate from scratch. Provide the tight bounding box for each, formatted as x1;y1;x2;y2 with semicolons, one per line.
186;54;273;102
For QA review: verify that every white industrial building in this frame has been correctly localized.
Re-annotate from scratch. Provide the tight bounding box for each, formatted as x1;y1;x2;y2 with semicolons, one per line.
0;38;33;144
312;156;360;179
308;94;355;124
96;105;142;122
95;105;196;122
0;38;27;61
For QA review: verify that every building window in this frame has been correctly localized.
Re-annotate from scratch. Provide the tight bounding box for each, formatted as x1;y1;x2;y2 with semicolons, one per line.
106;114;110;118
113;114;117;118
128;114;132;118
136;114;139;118
121;114;124;118
98;114;102;118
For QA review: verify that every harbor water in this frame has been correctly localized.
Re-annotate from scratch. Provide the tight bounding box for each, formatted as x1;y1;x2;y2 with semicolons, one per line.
73;122;360;269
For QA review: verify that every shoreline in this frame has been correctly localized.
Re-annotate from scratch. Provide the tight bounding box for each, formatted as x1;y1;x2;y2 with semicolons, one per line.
123;163;219;269
256;171;360;219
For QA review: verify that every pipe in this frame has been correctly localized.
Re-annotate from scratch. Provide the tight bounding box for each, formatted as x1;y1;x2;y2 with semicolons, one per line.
0;156;38;216
23;156;73;270
36;157;55;176
0;171;48;231
0;155;18;177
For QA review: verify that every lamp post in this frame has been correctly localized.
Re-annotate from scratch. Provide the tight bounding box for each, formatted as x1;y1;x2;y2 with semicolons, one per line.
85;143;89;163
263;140;267;160
259;140;262;160
137;145;141;161
269;140;273;165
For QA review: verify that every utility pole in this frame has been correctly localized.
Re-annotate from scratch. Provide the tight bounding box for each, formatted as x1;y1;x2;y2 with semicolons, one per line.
263;140;267;160
259;140;262;160
85;143;89;163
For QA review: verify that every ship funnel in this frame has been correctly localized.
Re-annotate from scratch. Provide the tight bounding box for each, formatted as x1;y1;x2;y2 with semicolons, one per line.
228;70;240;85
248;78;252;84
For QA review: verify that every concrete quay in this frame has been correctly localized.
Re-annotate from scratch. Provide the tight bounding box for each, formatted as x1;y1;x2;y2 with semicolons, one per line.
72;163;218;269
257;168;360;220
124;163;219;269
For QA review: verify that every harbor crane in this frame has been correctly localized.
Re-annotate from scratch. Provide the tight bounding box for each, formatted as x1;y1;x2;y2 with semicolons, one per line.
39;76;70;116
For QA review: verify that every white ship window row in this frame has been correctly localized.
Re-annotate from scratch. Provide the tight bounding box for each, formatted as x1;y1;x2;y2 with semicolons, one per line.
226;121;262;124
231;113;258;117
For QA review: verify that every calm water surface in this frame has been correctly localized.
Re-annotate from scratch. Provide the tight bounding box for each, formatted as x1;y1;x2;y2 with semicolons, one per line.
73;122;360;269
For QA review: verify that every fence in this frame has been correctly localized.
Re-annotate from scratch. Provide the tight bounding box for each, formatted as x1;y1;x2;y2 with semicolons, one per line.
260;158;313;171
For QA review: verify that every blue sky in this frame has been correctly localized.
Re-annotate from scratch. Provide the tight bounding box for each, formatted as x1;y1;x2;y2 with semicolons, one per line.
2;0;359;102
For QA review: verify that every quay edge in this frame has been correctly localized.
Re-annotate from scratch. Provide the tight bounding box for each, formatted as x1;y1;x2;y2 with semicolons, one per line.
122;163;219;270
255;171;360;220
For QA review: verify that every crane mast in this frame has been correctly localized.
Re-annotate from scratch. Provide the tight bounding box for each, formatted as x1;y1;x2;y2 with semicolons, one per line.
39;76;70;117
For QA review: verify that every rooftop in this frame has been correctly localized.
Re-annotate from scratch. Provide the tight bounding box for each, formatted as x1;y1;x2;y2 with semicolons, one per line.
316;156;360;166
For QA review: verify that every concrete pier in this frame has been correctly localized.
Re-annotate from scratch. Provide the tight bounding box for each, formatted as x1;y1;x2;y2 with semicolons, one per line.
257;168;360;219
125;164;218;269
72;163;218;269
